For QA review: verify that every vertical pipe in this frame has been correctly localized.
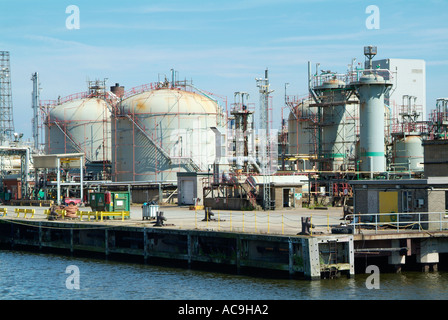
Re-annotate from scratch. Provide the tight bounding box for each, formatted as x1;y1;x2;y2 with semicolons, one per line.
187;233;192;267
158;183;162;205
282;213;284;235
57;157;61;205
31;72;40;150
80;155;83;205
308;61;311;95
375;213;378;234
308;173;311;207
310;214;313;236
254;211;257;233
24;149;30;199
90;126;93;160
230;211;232;231
288;238;294;276
268;212;270;234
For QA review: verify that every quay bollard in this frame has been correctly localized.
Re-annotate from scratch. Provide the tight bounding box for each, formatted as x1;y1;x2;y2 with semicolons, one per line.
154;211;166;227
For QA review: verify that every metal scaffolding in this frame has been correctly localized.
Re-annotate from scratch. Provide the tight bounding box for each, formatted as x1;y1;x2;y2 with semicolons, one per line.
256;69;275;210
229;92;257;173
0;51;15;144
307;62;359;172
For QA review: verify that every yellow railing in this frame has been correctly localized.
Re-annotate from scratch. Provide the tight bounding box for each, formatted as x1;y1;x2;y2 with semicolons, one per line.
97;211;130;221
43;210;130;221
44;208;67;218
15;208;35;219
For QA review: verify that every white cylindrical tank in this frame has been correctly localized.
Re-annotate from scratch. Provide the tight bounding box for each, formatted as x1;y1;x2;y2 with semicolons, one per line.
45;98;112;162
393;135;424;172
353;73;392;172
112;88;224;182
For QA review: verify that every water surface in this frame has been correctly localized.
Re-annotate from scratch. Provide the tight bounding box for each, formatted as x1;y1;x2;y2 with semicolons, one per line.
0;250;447;300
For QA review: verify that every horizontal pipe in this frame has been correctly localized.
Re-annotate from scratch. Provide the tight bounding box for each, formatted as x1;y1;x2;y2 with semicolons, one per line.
355;247;408;253
226;156;262;173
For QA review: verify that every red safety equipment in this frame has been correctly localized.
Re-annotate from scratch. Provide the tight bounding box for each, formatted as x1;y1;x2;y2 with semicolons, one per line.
105;192;111;204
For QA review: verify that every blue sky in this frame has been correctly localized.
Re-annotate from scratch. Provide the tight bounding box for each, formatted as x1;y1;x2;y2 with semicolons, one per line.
1;0;448;140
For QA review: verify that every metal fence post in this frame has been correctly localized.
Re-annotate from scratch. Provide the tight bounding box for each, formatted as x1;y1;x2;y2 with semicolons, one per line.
375;213;378;234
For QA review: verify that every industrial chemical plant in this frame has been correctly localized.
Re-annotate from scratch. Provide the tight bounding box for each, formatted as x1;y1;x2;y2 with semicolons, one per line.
0;46;447;214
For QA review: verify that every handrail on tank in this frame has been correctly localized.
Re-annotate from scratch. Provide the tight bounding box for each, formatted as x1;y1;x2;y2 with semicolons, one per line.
122;83;159;99
39;90;118;107
38;92;88;107
310;72;348;88
350;68;395;83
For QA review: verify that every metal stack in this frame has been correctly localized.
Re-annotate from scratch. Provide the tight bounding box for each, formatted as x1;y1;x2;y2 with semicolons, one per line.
351;46;393;173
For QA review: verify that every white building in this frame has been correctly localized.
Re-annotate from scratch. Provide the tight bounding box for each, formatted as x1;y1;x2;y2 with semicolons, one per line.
371;59;426;121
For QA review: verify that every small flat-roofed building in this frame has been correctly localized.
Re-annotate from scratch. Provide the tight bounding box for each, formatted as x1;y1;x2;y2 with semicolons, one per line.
349;177;448;231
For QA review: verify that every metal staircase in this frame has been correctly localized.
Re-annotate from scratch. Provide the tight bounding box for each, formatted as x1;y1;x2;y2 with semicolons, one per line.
125;114;202;172
53;121;92;162
241;182;258;209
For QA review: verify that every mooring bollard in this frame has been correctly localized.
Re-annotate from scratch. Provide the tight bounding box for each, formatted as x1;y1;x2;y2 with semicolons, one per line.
203;207;214;222
154;211;166;227
298;216;314;235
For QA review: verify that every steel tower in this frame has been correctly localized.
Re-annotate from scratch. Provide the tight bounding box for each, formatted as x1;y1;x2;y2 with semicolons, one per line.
31;72;40;150
0;51;15;144
256;69;275;210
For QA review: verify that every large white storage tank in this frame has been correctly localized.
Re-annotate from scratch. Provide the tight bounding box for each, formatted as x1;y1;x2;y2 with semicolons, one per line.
45;98;112;162
112;87;224;182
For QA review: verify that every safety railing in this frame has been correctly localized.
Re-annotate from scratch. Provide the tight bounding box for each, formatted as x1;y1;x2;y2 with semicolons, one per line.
189;208;335;235
345;212;448;234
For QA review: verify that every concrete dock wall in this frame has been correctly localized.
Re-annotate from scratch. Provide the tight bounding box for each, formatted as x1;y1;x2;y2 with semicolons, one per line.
0;219;354;280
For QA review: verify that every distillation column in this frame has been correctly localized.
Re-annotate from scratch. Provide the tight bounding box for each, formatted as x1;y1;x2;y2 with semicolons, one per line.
353;77;392;171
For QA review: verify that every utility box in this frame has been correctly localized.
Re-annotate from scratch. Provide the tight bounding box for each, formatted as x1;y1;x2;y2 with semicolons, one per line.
89;191;130;213
0;191;11;203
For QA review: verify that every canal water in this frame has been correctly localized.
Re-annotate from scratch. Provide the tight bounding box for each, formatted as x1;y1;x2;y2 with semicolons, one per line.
1;249;447;301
